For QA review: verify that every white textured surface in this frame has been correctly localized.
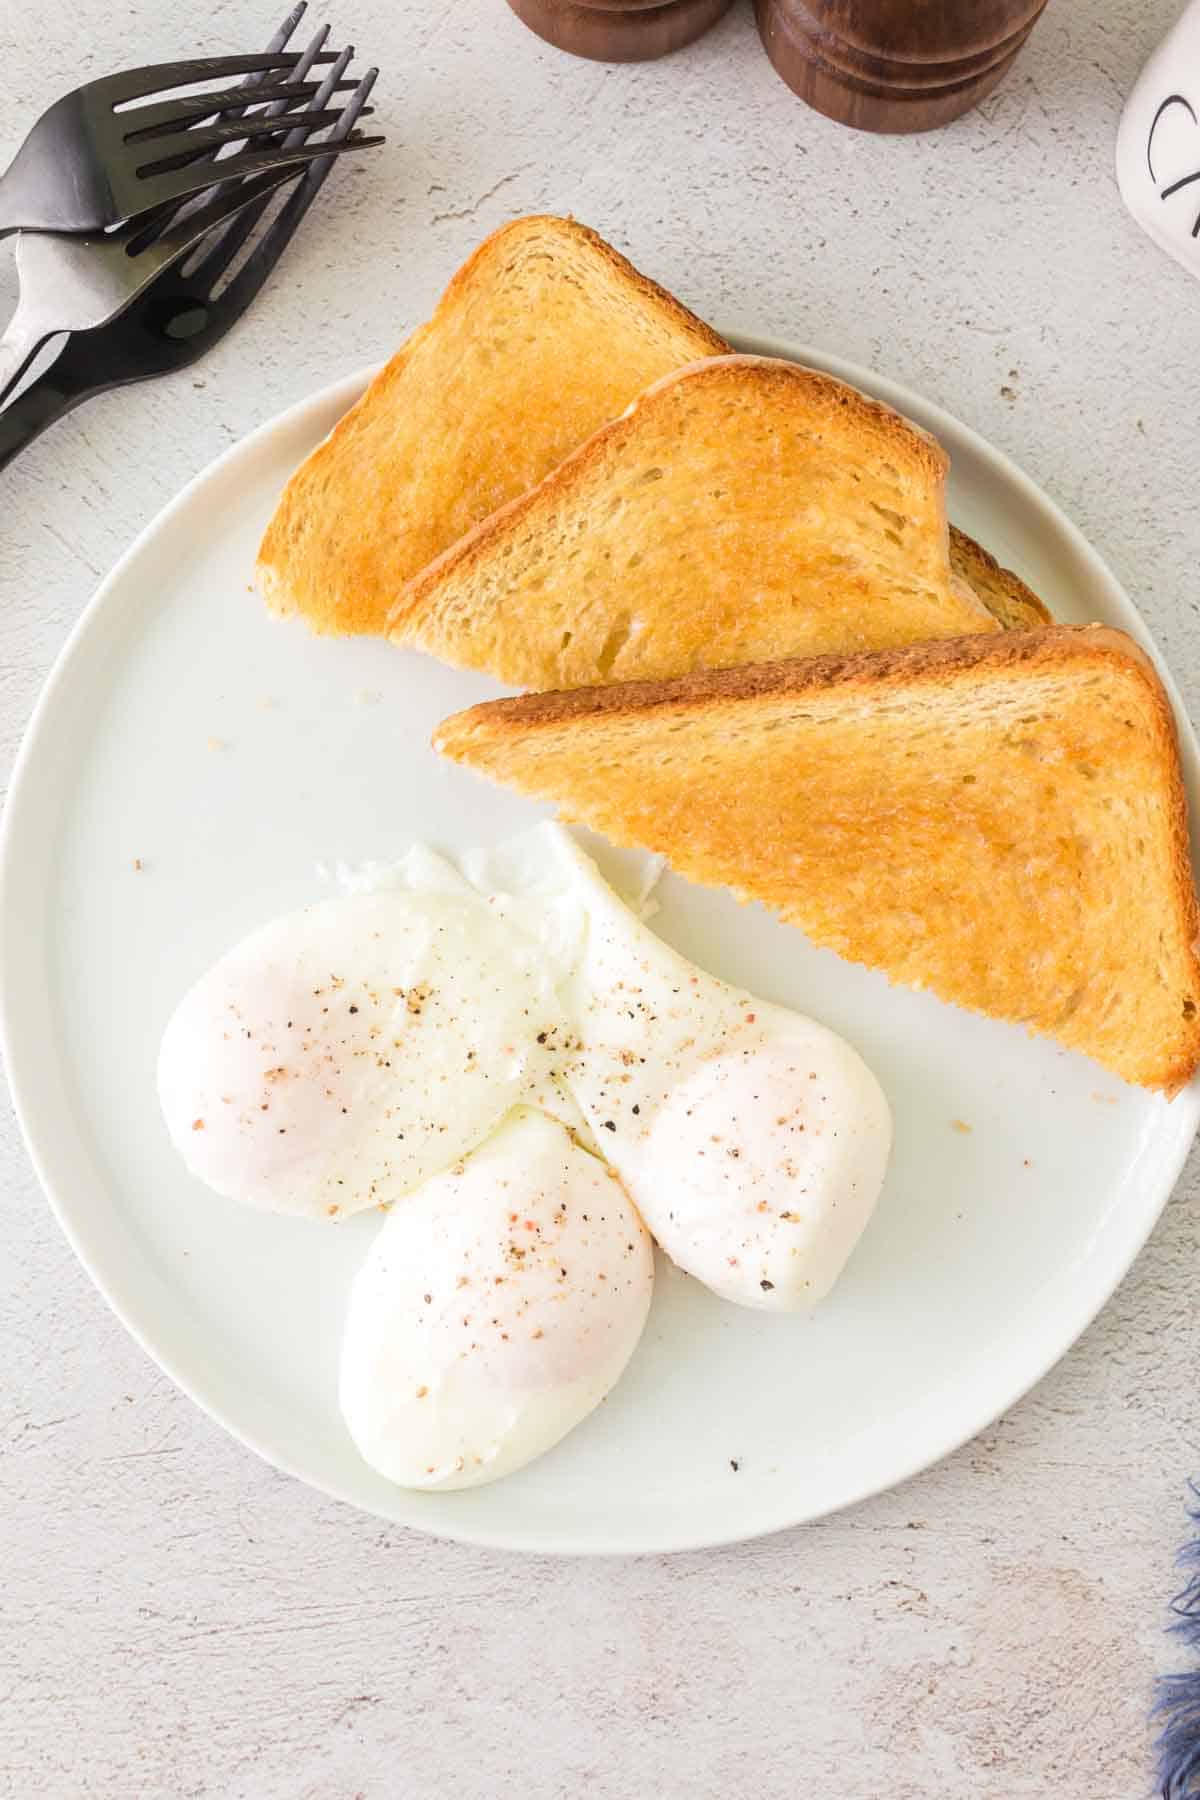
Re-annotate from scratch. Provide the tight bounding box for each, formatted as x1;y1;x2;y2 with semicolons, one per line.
2;2;1198;1793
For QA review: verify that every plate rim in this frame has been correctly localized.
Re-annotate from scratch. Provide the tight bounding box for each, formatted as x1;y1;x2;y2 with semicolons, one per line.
3;330;1197;1555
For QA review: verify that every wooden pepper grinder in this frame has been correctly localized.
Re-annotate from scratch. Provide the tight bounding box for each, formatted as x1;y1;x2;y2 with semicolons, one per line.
756;0;1051;133
506;0;734;63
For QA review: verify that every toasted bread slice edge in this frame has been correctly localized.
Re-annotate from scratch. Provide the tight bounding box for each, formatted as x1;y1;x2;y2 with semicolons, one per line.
435;622;1137;733
389;354;995;665
256;216;731;626
948;525;1052;629
435;625;1200;1094
390;358;1052;669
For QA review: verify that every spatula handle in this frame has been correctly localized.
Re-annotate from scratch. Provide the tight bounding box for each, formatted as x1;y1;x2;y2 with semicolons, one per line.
0;361;82;472
0;306;53;410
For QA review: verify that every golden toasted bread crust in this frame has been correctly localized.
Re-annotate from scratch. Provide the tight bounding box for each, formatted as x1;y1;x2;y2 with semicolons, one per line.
948;525;1052;629
391;353;951;625
437;625;1200;1093
437;622;1136;728
390;355;1002;684
255;216;729;637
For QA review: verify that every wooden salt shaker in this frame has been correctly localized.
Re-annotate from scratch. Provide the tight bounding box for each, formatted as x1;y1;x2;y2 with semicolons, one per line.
756;0;1051;133
506;0;734;62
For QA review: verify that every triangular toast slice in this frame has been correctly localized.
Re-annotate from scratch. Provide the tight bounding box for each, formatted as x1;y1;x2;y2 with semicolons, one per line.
391;356;1031;687
255;216;729;635
435;626;1200;1092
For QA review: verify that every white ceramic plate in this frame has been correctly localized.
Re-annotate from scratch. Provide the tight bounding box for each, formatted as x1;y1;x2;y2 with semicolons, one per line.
4;333;1198;1555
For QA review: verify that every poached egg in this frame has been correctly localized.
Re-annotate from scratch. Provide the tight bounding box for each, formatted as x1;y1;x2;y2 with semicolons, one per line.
157;870;565;1220
158;823;892;1488
534;830;893;1310
340;1106;654;1490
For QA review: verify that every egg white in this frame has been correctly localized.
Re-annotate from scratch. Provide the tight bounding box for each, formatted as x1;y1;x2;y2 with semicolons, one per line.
472;826;894;1311
157;886;562;1220
159;823;891;1305
339;1106;654;1489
